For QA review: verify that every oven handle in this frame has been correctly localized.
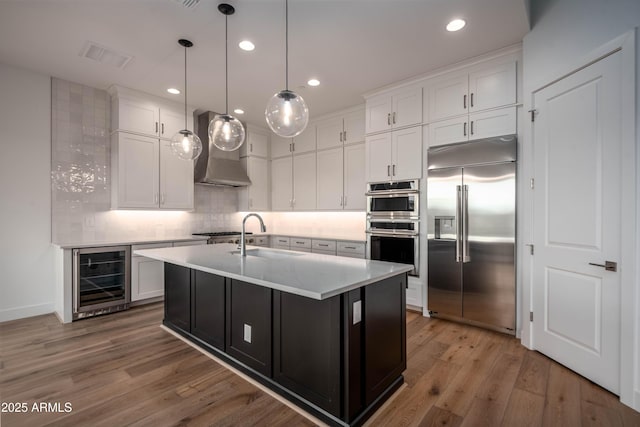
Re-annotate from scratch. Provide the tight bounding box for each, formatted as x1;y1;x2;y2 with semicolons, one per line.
365;189;419;196
366;230;419;237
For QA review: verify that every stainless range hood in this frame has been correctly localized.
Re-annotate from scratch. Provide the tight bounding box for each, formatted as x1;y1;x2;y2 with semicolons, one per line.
194;111;251;187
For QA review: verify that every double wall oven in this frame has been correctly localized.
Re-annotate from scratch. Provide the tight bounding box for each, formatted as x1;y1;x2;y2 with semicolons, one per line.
366;180;419;276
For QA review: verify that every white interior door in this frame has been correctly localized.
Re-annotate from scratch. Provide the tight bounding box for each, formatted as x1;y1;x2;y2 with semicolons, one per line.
532;51;622;394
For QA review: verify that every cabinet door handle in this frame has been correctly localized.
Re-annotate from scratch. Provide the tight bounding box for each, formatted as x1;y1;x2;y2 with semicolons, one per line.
387;165;391;176
161;123;164;135
387;113;391;125
343;196;347;206
250;143;253;152
292;142;295;152
470;93;474;108
470;121;474;135
392;112;396;124
155;122;159;133
463;122;467;136
161;193;165;205
339;196;343;206
343;130;347;141
463;94;467;109
392;164;396;176
154;194;159;204
339;132;343;142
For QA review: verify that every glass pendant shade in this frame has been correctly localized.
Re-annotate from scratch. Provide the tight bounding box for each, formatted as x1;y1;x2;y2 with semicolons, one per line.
170;129;203;160
265;89;309;138
209;113;245;151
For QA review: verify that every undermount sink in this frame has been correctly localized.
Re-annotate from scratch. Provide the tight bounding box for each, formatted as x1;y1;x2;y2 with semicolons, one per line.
230;248;304;259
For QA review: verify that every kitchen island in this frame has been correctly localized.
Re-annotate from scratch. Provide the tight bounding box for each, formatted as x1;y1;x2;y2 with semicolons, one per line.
135;243;412;427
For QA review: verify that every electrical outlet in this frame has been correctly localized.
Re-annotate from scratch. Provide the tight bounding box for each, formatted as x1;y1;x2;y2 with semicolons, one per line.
243;324;252;343
353;301;362;325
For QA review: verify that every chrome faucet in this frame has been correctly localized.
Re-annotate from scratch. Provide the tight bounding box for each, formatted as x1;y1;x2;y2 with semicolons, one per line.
240;213;266;256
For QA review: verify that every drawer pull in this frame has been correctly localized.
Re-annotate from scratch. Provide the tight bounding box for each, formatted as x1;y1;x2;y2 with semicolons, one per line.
344;246;356;249
319;244;329;247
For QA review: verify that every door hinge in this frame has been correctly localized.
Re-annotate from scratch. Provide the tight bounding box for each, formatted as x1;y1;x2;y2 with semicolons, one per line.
528;109;537;122
530;311;534;322
530;178;535;189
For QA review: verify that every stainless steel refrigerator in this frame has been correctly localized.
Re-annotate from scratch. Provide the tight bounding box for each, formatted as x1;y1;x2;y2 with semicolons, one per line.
427;135;516;334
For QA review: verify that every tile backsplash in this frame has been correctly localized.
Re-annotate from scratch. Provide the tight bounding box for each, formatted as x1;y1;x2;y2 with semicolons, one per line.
51;78;242;244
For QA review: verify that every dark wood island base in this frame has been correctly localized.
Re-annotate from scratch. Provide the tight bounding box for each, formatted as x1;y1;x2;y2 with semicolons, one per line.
162;263;407;427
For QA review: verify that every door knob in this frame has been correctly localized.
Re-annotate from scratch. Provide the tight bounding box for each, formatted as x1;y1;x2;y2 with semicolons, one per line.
588;261;617;272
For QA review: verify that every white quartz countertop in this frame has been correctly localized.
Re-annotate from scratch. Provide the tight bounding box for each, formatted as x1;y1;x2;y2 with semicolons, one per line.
135;243;412;300
53;236;209;249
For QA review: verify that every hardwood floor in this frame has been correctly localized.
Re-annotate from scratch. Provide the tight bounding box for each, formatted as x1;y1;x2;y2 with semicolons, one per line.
1;304;638;426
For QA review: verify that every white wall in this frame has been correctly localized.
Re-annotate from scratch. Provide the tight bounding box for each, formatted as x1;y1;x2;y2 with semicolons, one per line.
522;0;640;411
0;62;55;322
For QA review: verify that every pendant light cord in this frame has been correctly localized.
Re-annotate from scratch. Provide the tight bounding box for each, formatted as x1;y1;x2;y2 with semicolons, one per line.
184;44;188;130
225;14;229;114
285;0;288;90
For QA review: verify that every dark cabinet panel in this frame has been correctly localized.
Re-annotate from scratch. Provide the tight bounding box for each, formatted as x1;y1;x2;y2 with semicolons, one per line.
364;274;406;404
191;271;225;351
164;263;191;332
273;291;342;417
344;289;363;421
226;280;272;377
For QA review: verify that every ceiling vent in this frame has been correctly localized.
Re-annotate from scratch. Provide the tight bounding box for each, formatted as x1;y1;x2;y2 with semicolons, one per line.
172;0;201;9
79;42;133;69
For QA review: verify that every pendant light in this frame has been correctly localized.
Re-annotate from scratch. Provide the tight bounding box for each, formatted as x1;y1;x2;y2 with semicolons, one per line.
170;39;203;160
209;3;245;151
265;0;309;138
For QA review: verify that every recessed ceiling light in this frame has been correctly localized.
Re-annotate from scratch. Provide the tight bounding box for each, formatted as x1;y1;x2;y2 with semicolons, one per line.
239;40;255;51
233;108;245;114
167;88;181;95
307;79;320;87
446;19;466;32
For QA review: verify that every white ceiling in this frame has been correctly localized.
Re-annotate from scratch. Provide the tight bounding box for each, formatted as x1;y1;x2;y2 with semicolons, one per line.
0;0;529;127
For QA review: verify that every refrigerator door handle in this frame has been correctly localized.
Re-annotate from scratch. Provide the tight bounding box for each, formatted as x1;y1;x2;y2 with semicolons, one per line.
463;184;471;263
456;185;462;262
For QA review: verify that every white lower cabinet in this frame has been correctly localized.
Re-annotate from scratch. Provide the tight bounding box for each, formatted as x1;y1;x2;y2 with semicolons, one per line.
131;240;206;302
406;280;423;308
336;241;366;259
428;106;516;147
131;243;171;302
311;239;337;255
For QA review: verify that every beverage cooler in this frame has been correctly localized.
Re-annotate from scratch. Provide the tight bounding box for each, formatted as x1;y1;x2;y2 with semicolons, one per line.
73;246;131;320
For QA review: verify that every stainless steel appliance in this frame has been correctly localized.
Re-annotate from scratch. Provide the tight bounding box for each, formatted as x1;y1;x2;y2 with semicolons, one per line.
366;179;420;276
73;246;131;320
367;219;419;276
366;180;419;218
192;231;254;245
427;135;516;334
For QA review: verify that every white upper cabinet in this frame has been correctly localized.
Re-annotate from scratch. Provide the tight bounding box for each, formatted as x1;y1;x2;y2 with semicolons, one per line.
468;62;517;112
269;123;315;158
271;156;293;211
427;61;517;122
110;86;190;140
366;86;422;134
112;134;193;210
241;126;269;158
292;126;316;154
343;143;366;210
271;152;317;211
317;107;365;150
239;156;270;211
112;133;159;209
366;127;422;182
316;147;344;210
271;134;292;158
428;106;517;147
317;117;344;151
293;152;317;210
159;140;194;209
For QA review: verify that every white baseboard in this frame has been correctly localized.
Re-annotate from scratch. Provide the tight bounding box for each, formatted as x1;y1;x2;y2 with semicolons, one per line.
0;302;54;323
